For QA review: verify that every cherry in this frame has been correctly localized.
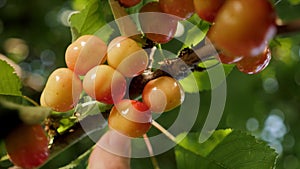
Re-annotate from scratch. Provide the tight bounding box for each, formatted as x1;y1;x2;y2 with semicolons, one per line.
236;47;271;74
42;68;82;112
142;76;184;113
208;0;277;57
194;0;226;23
139;2;178;44
65;35;107;76
108;99;152;138
118;0;141;7
5;124;49;169
159;0;195;19
107;36;149;77
83;65;126;104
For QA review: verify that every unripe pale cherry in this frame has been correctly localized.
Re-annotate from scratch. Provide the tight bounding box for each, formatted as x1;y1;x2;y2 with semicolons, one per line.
108;99;152;138
43;68;82;112
142;76;184;113
83;65;126;104
40;90;47;107
65;35;107;75
107;36;149;77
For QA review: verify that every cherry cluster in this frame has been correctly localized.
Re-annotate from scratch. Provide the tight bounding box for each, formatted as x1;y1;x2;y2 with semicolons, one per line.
6;0;278;168
120;0;277;74
41;35;184;138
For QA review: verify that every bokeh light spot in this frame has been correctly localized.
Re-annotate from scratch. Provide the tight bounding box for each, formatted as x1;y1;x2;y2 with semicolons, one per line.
263;77;279;94
0;0;6;8
246;118;259;132
40;49;56;66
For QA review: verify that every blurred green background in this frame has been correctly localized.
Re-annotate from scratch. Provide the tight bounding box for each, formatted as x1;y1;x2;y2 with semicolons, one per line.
1;0;300;168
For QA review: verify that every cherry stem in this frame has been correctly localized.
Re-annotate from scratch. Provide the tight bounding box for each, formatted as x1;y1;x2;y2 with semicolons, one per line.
151;120;177;143
23;95;40;106
143;134;160;169
148;46;157;70
157;44;167;60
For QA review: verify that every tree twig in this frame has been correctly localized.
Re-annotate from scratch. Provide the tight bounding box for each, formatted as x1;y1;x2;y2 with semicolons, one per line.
277;19;300;35
143;134;160;169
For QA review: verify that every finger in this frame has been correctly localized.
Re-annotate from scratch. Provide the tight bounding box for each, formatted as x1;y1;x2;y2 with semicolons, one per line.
88;130;131;169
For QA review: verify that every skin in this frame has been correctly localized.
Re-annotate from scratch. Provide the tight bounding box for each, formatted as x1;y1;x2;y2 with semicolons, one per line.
43;68;82;112
88;130;131;169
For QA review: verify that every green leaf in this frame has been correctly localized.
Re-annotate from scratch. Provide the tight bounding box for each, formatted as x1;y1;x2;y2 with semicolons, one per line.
0;140;11;169
0;60;22;96
288;0;300;5
180;63;235;92
58;147;92;169
161;15;210;55
0;140;6;159
75;96;112;121
275;0;300;21
0;155;12;169
69;0;114;43
0;99;51;125
180;14;210;49
125;0;156;15
39;115;107;169
175;129;278;169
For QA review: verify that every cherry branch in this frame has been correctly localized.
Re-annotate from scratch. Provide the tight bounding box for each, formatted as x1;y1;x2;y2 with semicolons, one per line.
129;41;217;98
277;19;300;35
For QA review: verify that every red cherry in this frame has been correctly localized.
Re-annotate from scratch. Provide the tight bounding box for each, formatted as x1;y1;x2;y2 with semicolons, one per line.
118;0;141;7
5;124;49;169
208;0;277;57
139;2;178;44
218;52;243;64
159;0;195;19
194;0;226;23
236;47;271;74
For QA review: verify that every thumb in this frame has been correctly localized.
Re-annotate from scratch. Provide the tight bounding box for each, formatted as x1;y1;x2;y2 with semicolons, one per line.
88;129;131;169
